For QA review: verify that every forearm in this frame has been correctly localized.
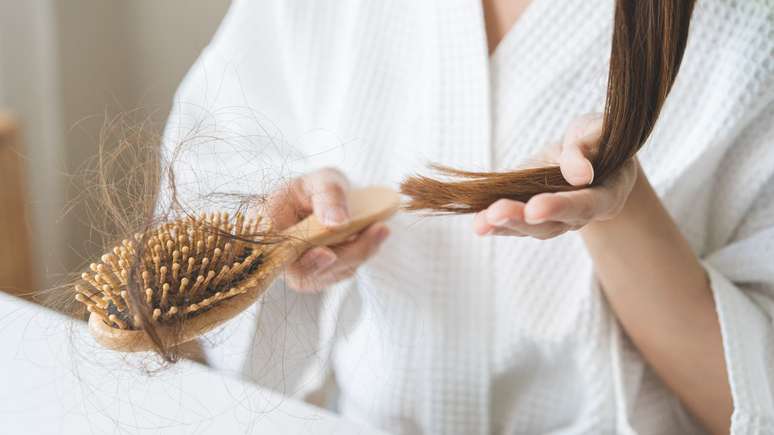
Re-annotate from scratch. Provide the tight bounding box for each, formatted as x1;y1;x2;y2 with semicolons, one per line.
580;166;732;434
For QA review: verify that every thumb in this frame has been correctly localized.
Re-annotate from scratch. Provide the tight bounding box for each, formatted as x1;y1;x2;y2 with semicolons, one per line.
304;169;351;227
558;145;595;186
558;114;602;186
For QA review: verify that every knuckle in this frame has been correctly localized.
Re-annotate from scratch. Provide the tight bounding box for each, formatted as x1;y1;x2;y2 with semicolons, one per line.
357;239;379;260
599;201;624;221
318;166;345;178
366;239;383;258
492;198;513;208
553;195;572;216
322;181;347;199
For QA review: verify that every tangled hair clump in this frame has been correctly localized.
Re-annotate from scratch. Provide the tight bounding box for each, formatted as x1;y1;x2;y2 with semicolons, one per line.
63;110;286;363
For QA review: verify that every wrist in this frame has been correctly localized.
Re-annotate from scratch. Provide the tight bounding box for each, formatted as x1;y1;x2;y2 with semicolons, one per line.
579;163;708;296
580;160;650;238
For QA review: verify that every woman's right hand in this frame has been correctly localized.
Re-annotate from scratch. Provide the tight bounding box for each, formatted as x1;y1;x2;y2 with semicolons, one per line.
264;167;390;292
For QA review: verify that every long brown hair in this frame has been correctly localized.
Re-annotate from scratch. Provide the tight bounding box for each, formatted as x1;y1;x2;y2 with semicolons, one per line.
401;0;697;213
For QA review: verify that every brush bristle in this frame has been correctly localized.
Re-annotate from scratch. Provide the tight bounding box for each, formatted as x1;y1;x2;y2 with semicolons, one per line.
74;211;272;330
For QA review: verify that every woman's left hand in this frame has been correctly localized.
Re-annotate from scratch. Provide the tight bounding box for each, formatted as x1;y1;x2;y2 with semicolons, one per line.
474;113;639;239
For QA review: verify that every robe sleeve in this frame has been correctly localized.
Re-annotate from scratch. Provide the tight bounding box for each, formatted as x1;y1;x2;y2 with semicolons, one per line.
159;0;307;215
702;117;774;434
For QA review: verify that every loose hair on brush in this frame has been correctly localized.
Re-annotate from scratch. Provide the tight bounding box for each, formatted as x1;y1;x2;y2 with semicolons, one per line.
401;0;698;213
66;111;285;363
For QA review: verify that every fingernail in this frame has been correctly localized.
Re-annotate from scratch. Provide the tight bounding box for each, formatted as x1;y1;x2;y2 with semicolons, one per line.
566;173;589;186
586;160;595;185
321;206;349;226
565;160;594;186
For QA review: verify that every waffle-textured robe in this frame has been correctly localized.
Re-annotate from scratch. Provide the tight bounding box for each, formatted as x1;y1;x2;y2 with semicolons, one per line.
163;0;774;433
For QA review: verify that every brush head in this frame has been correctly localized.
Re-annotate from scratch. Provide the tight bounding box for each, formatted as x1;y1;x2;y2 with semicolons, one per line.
74;211;279;347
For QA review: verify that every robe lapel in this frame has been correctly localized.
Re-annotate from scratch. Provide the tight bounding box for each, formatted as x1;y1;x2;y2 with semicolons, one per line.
489;0;612;169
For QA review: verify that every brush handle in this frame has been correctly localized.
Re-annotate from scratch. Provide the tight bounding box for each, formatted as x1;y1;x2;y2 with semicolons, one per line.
283;186;401;248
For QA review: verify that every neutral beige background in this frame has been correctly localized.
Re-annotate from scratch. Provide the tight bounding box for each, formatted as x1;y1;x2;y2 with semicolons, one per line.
0;0;230;287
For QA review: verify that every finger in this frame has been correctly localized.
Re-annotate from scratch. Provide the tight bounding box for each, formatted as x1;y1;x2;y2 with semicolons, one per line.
489;227;525;237
485;199;525;227
287;246;338;280
476;208;525;237
491;221;571;240
562;113;604;158
524;192;594;225
293;266;358;293
527;157;638;224
473;211;494;236
303;168;351;227
286;224;389;292
476;199;571;239
264;178;310;230
327;223;390;267
558;145;595;186
524;187;617;225
559;114;603;186
473;199;524;236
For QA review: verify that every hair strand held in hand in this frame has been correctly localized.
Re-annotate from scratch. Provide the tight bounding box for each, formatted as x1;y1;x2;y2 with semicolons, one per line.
401;0;697;213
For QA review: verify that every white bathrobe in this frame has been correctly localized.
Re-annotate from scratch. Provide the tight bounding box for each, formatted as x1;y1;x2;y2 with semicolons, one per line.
162;0;774;433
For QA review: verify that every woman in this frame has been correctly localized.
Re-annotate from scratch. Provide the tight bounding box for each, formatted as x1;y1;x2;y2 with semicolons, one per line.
163;0;774;433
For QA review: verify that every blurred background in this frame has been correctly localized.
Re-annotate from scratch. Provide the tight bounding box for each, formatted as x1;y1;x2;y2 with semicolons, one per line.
0;0;230;294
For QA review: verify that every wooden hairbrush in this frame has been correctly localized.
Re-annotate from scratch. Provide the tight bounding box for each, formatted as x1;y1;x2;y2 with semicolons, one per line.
74;186;399;352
